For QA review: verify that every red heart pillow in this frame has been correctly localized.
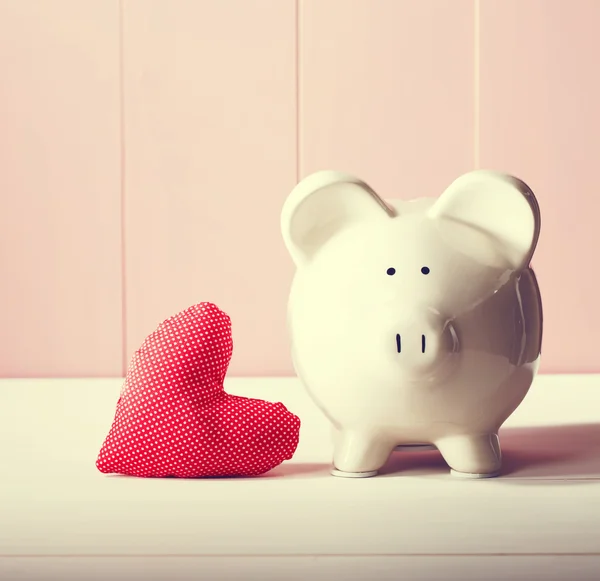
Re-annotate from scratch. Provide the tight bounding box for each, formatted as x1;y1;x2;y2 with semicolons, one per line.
96;302;300;477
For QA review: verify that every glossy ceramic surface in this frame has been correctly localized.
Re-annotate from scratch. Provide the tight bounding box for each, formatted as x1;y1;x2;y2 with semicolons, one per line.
281;170;543;478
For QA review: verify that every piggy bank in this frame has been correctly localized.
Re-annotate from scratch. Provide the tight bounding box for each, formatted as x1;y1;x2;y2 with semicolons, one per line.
281;170;542;479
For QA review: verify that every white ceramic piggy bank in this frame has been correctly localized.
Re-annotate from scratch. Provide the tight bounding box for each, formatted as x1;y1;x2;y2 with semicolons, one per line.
281;170;542;479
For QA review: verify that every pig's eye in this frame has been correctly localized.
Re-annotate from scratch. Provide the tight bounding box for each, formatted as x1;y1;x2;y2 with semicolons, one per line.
421;266;430;275
386;267;396;276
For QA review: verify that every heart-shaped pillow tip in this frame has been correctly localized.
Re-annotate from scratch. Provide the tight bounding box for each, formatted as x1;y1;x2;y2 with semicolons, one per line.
96;302;300;478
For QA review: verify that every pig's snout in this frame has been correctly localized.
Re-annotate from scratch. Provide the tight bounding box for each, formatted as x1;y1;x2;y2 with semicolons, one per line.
394;315;458;374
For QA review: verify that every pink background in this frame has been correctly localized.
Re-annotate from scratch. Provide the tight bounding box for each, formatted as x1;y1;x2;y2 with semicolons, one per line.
1;0;598;378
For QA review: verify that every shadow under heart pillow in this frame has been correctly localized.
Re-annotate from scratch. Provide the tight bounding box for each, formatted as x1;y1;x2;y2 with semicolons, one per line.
96;302;300;478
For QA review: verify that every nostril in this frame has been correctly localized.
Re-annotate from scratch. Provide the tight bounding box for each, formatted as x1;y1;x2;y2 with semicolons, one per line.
421;334;426;353
396;334;401;353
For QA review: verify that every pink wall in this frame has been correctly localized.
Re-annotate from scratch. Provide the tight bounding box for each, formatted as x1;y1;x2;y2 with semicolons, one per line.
1;0;598;378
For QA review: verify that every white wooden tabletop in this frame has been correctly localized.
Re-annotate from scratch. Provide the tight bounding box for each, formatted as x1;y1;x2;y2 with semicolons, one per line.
0;375;599;580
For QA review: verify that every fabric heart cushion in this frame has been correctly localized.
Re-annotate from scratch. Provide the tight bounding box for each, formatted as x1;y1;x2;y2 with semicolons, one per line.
96;302;300;477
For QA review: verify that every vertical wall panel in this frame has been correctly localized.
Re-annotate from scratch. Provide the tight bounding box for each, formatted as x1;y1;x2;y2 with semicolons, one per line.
299;0;475;199
479;0;600;373
2;0;593;377
123;0;297;375
0;0;122;377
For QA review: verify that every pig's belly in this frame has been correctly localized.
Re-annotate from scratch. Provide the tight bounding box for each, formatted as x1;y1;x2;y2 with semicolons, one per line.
292;344;538;433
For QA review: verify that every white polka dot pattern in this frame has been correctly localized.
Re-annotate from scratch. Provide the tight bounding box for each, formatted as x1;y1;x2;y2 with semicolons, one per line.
96;302;300;478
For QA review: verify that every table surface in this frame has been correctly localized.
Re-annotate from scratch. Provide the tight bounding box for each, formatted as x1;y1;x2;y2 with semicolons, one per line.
1;374;599;580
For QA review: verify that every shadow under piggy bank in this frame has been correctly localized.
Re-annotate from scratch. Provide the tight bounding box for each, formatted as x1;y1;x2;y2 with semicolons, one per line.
379;423;600;480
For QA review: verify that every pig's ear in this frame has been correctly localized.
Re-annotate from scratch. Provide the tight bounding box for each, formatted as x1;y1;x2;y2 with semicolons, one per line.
281;170;395;265
427;170;541;271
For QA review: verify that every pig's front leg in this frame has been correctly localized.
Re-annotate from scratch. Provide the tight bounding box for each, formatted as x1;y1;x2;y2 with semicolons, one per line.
331;429;394;478
435;433;502;478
